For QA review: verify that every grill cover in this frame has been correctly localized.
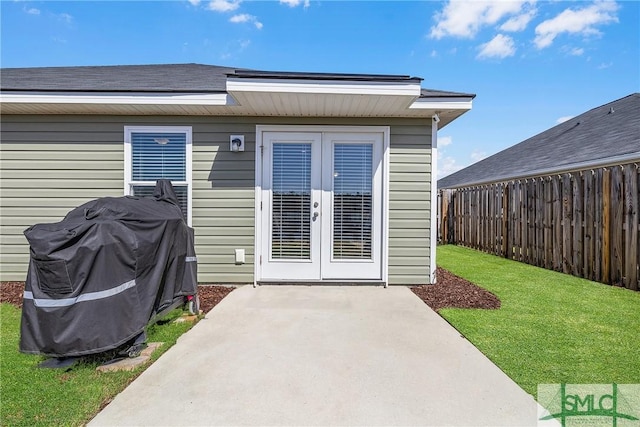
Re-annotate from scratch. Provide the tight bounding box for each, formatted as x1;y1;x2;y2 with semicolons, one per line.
20;180;197;357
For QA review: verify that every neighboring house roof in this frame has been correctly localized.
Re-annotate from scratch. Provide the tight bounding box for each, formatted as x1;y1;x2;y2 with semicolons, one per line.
0;63;474;124
438;93;640;189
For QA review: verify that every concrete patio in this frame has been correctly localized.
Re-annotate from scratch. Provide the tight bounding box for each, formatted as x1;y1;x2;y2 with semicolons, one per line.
89;285;539;426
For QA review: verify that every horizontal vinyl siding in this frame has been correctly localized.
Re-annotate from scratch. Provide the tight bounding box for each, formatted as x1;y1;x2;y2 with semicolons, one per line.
191;121;256;283
0;117;124;281
388;125;432;285
0;115;259;283
1;115;433;284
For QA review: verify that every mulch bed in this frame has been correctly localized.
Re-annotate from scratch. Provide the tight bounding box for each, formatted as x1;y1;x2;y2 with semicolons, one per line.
0;281;234;314
410;267;501;311
1;267;499;313
1;282;25;308
196;285;234;313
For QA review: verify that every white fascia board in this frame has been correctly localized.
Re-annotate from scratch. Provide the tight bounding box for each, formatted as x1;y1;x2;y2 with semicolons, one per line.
409;97;473;111
227;77;422;97
0;91;235;106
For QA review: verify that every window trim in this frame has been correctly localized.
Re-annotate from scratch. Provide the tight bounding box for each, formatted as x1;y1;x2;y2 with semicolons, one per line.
124;126;193;226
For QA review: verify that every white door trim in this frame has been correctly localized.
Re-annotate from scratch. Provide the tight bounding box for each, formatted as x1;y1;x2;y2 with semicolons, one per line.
255;125;390;285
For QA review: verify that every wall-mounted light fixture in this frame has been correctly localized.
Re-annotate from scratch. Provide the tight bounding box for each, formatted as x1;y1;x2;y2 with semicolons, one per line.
230;135;245;152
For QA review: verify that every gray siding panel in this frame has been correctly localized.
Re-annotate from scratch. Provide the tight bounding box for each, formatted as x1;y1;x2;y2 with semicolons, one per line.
1;117;125;281
1;115;433;284
388;124;433;285
0;115;258;283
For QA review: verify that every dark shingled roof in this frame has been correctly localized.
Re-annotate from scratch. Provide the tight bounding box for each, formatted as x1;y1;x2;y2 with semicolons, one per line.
438;93;640;189
0;63;445;93
0;64;239;93
0;63;476;99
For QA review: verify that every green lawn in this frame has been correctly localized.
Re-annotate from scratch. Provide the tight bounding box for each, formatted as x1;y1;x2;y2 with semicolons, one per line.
0;304;196;426
437;245;640;397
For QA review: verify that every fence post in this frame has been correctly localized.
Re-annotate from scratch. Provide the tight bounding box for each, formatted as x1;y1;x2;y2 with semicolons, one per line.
602;168;611;284
624;164;638;290
573;172;584;277
611;166;624;286
562;174;573;274
503;183;510;258
553;176;562;271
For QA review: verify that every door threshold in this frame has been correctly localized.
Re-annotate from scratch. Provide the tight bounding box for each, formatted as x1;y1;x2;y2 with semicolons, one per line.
256;281;386;287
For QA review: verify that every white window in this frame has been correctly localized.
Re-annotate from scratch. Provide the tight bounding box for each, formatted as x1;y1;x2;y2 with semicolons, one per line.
124;126;192;225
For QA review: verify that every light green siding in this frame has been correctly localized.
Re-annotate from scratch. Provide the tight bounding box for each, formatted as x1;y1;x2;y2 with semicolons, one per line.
1;117;125;281
388;125;432;285
0;115;433;284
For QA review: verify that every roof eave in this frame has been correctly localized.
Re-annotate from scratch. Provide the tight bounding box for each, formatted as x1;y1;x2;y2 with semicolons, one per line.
0;86;472;120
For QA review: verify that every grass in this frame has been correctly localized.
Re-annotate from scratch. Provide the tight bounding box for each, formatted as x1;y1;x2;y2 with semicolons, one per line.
436;244;640;397
0;304;197;426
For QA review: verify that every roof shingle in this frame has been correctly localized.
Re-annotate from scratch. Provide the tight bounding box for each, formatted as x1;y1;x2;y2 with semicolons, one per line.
438;93;640;189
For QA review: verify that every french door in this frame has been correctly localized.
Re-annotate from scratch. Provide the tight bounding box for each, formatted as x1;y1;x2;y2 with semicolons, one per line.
259;131;383;281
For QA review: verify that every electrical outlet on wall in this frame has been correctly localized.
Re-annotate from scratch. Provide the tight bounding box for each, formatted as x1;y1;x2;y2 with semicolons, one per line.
234;249;245;264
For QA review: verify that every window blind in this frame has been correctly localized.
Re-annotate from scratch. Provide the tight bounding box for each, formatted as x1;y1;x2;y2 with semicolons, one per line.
130;131;188;220
271;143;312;259
333;144;373;259
132;132;186;181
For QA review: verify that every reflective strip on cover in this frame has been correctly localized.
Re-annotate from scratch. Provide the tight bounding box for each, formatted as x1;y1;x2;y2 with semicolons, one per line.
23;280;137;308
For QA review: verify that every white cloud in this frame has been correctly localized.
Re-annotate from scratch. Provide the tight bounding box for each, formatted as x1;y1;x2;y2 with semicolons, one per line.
438;135;453;147
470;150;487;162
230;13;263;29
229;14;248;22
438;151;464;179
499;7;536;32
430;0;534;39
568;47;584;56
534;1;619;49
208;0;241;12
58;12;73;23
24;6;40;15
430;50;438;58
280;0;310;7
477;34;516;59
188;0;201;5
556;115;574;124
597;61;613;69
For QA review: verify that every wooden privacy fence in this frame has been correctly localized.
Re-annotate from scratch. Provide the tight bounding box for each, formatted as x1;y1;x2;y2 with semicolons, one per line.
439;162;639;291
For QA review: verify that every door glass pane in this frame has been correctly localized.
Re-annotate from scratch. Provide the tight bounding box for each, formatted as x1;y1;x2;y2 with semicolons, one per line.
271;143;312;259
333;144;372;259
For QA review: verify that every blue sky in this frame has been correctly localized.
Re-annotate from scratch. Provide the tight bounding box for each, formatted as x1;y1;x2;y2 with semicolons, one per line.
2;0;638;178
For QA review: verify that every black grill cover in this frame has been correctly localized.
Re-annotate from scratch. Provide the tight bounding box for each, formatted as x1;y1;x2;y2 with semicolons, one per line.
20;180;197;357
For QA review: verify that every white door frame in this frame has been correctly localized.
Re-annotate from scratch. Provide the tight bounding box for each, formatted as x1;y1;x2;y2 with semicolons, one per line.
255;125;390;284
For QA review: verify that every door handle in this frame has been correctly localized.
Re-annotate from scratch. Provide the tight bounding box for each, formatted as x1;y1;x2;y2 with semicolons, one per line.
312;212;319;221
